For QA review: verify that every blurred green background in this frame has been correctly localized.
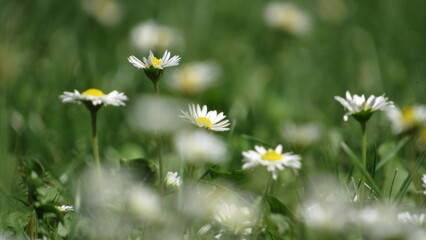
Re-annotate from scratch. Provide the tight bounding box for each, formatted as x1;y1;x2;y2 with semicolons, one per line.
1;0;426;198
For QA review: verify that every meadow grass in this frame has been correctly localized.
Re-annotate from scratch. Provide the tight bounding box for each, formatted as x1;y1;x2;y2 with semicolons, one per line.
0;0;425;239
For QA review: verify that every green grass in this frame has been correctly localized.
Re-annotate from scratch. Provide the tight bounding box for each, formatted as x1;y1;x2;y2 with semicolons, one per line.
1;0;425;239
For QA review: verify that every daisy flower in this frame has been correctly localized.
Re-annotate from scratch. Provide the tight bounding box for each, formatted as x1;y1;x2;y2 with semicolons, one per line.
386;105;426;134
56;205;74;212
128;50;180;70
421;174;426;195
397;211;425;226
242;144;301;180
180;104;230;131
334;91;394;122
165;172;182;189
174;130;227;164
59;88;128;107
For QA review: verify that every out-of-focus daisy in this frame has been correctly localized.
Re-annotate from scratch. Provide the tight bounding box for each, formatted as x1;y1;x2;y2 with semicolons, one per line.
242;144;301;180
128;50;180;70
421;174;426;195
174;130;227;164
165;171;182;189
82;0;123;27
56;205;74;212
386;105;426;134
334;91;394;122
280;121;322;147
130;20;183;52
397;211;425;226
263;2;312;36
166;61;221;95
180;104;230;131
212;201;254;236
59;88;128;107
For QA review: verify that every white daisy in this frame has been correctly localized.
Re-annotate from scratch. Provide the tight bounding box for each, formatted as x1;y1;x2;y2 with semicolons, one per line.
130;20;183;52
166;61;221;95
56;205;74;212
397;211;425;226
59;88;128;107
263;2;312;36
242;144;301;180
128;50;180;70
180;104;230;131
165;171;182;189
174;130;227;164
386;105;426;134
334;91;394;122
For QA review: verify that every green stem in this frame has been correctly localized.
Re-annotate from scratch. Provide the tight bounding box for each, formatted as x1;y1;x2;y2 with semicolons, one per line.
90;109;101;179
360;121;367;172
153;81;164;194
360;121;367;203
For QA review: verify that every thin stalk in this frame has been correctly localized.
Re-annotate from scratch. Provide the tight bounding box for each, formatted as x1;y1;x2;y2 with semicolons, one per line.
153;81;164;194
90;109;102;179
360;121;367;204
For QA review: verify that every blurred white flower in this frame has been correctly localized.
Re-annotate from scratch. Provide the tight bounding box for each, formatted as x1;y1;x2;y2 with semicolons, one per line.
56;205;74;212
303;202;351;230
242;144;301;180
82;0;123;26
174;130;227;164
166;61;221;95
316;0;348;23
386;105;426;134
180;104;230;131
212;201;254;236
280;121;322;147
422;174;426;195
59;88;128;107
165;172;182;189
398;211;425;226
263;2;312;36
129;95;183;133
128;186;162;222
334;91;394;122
130;20;183;52
128;50;180;70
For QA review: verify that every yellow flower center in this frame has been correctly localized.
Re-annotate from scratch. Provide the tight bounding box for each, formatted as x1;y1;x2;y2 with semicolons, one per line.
402;107;416;125
82;88;105;97
363;103;370;111
151;57;162;67
197;117;213;128
261;151;283;161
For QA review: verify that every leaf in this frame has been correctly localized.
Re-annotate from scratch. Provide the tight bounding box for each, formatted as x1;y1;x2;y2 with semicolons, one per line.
393;153;425;204
35;204;64;223
1;208;33;232
204;167;247;183
120;158;157;185
266;195;295;221
340;142;382;199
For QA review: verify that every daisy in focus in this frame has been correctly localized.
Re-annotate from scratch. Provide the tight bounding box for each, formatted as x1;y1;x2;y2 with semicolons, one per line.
128;50;180;70
386;105;426;134
165;171;182;189
334;91;394;122
180;104;230;131
128;50;181;85
242;144;301;180
59;88;128;107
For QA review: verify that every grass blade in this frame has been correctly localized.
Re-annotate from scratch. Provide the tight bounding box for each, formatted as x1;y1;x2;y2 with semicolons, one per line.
340;142;382;199
376;137;408;171
393;153;425;204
